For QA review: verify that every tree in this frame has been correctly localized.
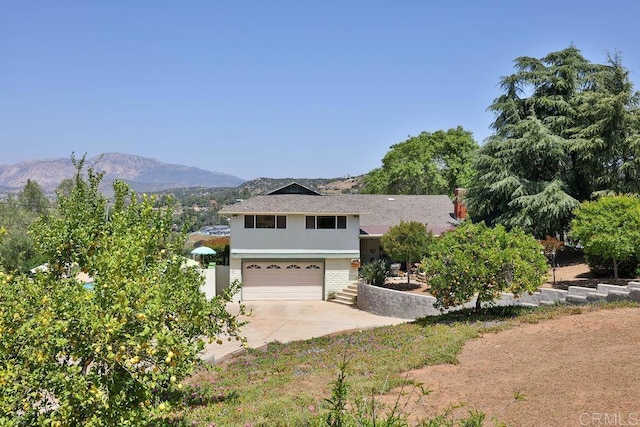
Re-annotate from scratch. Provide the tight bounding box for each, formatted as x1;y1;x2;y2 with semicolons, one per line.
570;195;640;279
422;222;548;312
465;46;640;238
0;195;43;273
18;179;50;215
362;127;478;195
0;158;244;425
380;220;434;284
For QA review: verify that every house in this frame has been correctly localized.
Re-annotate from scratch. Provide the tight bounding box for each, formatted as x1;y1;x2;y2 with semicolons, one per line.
219;183;461;301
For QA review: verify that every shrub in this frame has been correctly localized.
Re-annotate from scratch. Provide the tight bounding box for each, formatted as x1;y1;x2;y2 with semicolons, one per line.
422;222;548;312
570;195;640;279
0;160;245;426
360;260;389;286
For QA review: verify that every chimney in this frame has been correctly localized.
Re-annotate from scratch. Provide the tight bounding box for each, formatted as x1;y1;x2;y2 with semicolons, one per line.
453;188;467;220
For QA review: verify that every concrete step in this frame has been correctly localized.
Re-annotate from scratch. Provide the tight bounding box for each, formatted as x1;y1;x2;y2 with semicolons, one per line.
539;288;568;303
329;295;356;306
628;282;640;290
586;292;608;303
567;286;595;298
566;294;589;305
597;283;630;295
606;290;631;302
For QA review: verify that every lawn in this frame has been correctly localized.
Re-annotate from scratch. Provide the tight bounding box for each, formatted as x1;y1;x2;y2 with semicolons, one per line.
163;301;639;426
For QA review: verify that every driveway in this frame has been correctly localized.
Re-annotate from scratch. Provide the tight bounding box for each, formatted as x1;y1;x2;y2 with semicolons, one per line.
200;301;407;363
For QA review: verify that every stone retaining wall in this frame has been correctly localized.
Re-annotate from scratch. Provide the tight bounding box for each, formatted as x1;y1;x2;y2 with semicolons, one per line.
357;280;640;320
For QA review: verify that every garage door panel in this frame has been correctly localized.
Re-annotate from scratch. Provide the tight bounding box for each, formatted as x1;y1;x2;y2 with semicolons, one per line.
242;261;324;300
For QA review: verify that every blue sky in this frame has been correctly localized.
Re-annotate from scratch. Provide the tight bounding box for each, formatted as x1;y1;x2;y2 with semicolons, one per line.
2;1;640;180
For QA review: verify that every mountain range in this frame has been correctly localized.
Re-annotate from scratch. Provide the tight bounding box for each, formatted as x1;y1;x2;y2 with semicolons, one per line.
0;153;245;194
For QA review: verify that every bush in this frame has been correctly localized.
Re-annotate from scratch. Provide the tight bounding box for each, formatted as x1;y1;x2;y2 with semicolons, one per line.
423;222;548;312
0;161;245;426
360;260;389;286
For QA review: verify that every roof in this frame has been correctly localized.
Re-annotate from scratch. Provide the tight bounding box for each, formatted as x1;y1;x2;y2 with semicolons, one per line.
219;194;365;215
267;182;322;195
353;195;456;235
220;194;457;233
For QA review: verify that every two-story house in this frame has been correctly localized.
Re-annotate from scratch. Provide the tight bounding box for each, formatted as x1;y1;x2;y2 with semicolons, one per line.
219;183;460;301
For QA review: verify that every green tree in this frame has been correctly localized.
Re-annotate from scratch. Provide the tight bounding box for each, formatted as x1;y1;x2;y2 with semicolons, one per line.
0;196;43;273
466;46;640;238
422;222;548;312
380;220;434;284
362;127;478;195
0;158;244;425
18;179;50;215
570;195;640;279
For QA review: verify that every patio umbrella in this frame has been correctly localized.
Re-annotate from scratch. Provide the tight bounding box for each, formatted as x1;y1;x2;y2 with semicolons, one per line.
190;246;216;267
191;246;216;256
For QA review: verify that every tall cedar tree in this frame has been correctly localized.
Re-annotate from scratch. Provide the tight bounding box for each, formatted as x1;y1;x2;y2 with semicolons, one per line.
466;46;640;238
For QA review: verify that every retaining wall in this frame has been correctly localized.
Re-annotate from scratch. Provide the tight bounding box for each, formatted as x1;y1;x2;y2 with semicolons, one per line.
357;281;640;320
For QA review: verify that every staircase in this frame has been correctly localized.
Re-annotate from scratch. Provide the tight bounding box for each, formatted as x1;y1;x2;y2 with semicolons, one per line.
506;281;640;308
329;281;359;306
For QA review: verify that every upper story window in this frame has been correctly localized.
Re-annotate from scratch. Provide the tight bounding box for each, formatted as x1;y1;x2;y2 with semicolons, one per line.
305;215;347;229
244;215;286;229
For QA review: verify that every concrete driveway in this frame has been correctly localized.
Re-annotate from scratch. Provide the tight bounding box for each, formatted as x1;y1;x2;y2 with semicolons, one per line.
201;301;407;363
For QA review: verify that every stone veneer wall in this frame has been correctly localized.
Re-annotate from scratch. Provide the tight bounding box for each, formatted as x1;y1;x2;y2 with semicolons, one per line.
357;281;640;320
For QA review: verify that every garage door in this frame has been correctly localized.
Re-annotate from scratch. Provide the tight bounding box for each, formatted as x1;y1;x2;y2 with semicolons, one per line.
242;261;324;300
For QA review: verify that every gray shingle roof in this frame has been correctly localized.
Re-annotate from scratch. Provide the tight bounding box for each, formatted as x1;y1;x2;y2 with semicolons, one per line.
220;194;456;233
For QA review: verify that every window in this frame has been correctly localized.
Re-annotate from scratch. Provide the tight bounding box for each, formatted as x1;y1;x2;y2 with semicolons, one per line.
286;264;301;269
317;216;335;229
306;264;321;269
306;216;316;229
266;264;281;269
256;215;275;228
245;215;286;229
246;264;261;269
306;215;347;229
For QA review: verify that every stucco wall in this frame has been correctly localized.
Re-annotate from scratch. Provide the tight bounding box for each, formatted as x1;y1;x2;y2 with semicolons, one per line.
229;214;360;252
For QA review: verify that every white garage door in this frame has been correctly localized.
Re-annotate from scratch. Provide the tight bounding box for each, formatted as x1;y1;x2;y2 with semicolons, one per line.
242;261;324;300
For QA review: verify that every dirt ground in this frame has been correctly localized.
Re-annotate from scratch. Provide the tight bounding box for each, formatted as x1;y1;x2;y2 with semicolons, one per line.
380;260;640;426
388;307;640;426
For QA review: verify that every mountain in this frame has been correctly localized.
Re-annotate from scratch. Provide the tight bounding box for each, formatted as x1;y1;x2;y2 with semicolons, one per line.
0;153;245;194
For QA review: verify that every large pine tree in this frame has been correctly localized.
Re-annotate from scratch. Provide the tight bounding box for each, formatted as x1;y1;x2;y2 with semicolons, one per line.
466;46;640;238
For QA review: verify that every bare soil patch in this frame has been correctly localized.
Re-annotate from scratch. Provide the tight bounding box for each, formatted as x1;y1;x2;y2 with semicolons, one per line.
377;253;640;425
384;307;640;426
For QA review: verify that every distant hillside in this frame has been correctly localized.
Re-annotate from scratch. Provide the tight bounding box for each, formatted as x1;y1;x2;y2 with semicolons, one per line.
237;176;364;195
0;153;245;194
152;176;365;208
